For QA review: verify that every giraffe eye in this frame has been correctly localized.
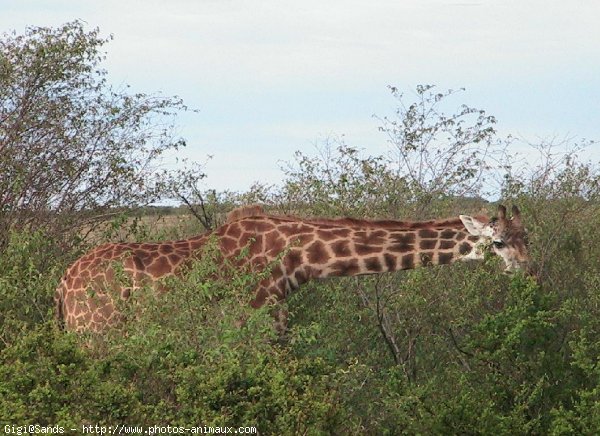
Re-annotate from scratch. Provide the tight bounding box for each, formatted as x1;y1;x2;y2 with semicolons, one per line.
493;240;505;249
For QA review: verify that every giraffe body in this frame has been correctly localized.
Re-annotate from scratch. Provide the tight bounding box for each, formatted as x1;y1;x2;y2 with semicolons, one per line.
56;205;529;332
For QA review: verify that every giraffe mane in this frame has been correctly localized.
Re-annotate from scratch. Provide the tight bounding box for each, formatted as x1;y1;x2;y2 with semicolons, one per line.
226;204;266;223
227;204;488;230
265;214;490;230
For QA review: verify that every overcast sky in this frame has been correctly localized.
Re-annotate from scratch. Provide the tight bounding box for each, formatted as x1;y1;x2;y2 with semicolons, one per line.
2;0;599;191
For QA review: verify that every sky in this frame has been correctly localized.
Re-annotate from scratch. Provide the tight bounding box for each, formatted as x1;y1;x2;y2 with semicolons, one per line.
1;0;599;192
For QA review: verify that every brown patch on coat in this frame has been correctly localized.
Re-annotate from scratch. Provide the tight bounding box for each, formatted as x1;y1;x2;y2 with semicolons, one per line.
284;250;303;271
307;240;329;264
147;256;171;277
241;219;275;233
330;260;360;276
420;240;437;250
440;229;457;239
365;257;383;272
330;240;352;257
355;243;383;256
226;223;242;238
401;254;415;269
389;232;416;252
439;240;455;250
438;252;454;265
384;253;397;271
459;242;472;255
354;230;387;246
419;229;438;239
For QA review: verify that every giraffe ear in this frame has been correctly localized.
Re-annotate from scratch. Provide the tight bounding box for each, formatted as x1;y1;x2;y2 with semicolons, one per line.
498;205;507;220
459;215;487;236
511;205;522;227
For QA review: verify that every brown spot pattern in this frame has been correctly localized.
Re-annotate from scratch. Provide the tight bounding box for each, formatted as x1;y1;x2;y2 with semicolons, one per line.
226;224;242;238
242;219;275;233
439;240;455;250
330;240;352;257
440;229;456;239
420;240;437;250
330;260;360;276
459;242;472;255
384;253;397;271
438;252;454;265
355;230;387;246
284;250;303;271
401;254;415;269
307;240;328;264
365;257;382;272
355;243;383;256
317;230;339;241
419;229;438;239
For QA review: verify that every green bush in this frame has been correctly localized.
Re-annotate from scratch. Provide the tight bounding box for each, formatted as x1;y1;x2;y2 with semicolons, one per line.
2;191;600;433
0;230;74;349
0;232;346;433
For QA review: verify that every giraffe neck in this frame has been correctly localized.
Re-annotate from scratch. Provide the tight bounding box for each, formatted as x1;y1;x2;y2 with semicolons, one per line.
214;213;489;310
305;224;480;279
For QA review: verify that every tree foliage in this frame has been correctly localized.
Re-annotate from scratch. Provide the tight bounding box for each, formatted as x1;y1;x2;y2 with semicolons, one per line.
279;86;499;220
0;21;189;242
378;85;503;200
280;137;404;217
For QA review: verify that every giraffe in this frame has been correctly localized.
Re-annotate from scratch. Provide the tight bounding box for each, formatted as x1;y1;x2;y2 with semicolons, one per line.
55;204;530;332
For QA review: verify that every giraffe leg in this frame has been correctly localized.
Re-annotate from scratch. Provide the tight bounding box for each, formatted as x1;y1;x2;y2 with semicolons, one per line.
248;283;289;336
54;282;66;331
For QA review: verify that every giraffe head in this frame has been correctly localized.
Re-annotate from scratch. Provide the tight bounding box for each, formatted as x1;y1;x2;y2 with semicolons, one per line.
459;205;530;273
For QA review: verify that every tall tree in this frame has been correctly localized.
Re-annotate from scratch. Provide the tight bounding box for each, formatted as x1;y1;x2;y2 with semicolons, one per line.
0;21;189;243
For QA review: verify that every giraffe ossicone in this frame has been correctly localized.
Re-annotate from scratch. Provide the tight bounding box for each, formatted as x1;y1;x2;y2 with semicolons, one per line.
55;204;530;332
